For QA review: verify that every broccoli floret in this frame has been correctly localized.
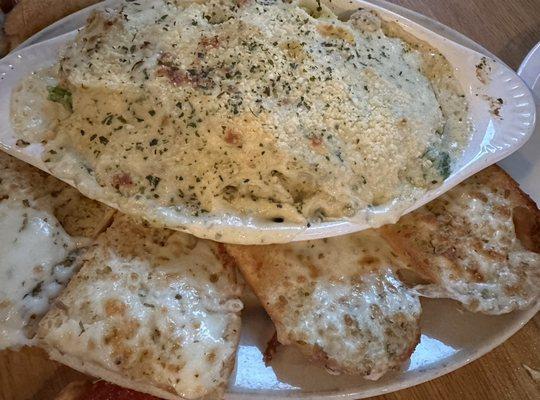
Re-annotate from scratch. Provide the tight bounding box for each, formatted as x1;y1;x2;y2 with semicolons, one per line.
47;85;72;112
423;147;452;180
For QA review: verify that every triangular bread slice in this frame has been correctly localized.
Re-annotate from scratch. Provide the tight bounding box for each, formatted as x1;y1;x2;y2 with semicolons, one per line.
38;214;243;400
380;165;540;314
226;230;421;380
0;151;114;349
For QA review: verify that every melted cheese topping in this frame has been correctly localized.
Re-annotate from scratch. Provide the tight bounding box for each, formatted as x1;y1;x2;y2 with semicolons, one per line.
0;195;79;349
11;0;470;230
38;215;242;399
227;231;420;379
382;166;540;314
0;151;112;349
416;181;540;313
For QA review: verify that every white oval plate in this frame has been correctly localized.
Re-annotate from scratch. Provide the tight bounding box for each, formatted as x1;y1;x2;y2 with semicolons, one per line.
2;2;538;399
0;0;536;244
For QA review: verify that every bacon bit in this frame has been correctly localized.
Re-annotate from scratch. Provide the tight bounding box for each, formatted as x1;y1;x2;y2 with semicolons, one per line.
157;66;214;89
33;265;44;274
102;17;118;29
398;117;408;127
310;136;323;147
359;255;379;265
160;116;171;127
112;172;133;188
263;332;280;365
158;52;175;67
236;0;250;7
157;66;189;86
199;36;220;49
224;128;242;146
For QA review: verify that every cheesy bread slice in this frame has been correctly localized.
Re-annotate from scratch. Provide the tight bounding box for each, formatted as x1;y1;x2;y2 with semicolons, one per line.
380;165;540;314
38;215;243;400
226;231;421;379
0;151;114;349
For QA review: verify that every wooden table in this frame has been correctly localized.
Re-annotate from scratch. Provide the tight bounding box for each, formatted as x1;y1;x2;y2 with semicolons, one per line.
0;1;539;400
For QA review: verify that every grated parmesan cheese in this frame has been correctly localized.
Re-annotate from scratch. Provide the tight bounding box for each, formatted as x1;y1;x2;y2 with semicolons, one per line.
11;0;470;227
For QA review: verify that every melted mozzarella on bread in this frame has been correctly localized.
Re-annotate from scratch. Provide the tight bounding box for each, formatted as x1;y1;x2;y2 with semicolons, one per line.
38;215;243;399
381;165;540;314
0;152;112;349
227;231;421;379
0;199;79;348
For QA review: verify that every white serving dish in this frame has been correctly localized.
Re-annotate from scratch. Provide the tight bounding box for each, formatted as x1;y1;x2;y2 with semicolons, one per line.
0;0;536;244
1;1;539;399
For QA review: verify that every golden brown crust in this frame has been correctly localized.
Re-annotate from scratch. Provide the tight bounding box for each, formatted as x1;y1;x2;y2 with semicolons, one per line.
513;206;540;253
379;221;435;282
381;165;540;278
487;166;540;253
382;165;538;263
479;165;540;214
51;196;116;239
225;244;298;334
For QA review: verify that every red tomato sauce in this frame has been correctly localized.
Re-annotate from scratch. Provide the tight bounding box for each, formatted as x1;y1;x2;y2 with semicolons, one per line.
80;381;161;400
